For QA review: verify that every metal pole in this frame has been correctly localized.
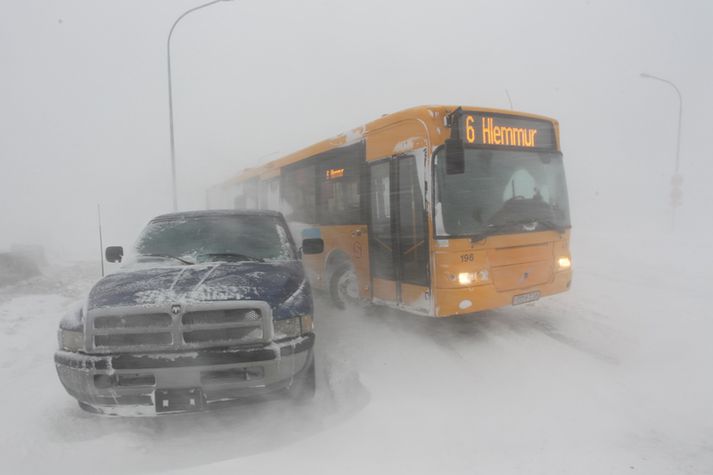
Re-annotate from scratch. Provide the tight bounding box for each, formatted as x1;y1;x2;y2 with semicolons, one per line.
97;204;105;277
640;73;683;229
167;0;232;211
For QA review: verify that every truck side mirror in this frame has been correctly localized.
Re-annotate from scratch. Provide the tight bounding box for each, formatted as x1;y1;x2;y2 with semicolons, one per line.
105;246;124;263
301;238;324;255
445;138;465;175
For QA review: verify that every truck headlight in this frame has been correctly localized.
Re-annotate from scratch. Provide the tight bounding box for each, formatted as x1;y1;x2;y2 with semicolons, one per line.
300;314;314;333
274;317;300;339
59;329;84;352
557;256;572;270
273;315;313;340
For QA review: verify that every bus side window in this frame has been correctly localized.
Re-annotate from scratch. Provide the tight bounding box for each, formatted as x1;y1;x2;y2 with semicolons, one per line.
257;178;280;210
281;164;317;224
317;143;364;225
244;179;259;209
258;180;269;210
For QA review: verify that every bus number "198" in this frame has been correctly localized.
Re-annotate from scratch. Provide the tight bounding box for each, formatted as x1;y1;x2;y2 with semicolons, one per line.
460;253;474;263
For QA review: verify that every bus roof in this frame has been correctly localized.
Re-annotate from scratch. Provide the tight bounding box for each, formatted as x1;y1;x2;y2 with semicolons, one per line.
211;105;559;189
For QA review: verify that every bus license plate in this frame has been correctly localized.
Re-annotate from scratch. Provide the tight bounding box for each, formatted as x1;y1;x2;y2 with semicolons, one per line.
512;291;540;306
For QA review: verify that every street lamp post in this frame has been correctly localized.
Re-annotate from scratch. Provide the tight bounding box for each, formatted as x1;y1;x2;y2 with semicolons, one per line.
167;0;232;211
640;72;683;229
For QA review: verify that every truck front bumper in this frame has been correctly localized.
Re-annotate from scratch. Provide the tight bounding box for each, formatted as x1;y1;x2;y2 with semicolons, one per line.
54;333;314;415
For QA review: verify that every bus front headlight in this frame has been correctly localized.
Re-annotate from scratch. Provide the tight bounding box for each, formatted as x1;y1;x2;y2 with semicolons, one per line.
557;256;572;270
457;270;489;285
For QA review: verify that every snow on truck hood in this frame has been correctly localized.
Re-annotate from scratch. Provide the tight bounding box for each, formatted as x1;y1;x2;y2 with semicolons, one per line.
87;261;305;311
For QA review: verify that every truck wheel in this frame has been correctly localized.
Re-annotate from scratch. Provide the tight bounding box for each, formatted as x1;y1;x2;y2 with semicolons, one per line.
329;264;359;310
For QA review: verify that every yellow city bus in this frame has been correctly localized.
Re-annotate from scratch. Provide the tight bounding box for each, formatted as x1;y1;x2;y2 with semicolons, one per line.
208;105;572;317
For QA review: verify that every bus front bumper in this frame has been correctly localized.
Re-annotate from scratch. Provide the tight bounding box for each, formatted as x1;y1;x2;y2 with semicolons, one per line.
435;270;572;317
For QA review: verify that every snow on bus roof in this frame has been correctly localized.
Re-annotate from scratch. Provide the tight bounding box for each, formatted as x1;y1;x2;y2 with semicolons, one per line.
213;105;558;188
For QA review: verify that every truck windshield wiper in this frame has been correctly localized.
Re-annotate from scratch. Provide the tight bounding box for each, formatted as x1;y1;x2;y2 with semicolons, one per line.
138;254;195;265
199;253;264;263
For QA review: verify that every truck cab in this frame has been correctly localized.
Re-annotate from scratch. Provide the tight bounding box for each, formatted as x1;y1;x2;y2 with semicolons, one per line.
55;210;319;415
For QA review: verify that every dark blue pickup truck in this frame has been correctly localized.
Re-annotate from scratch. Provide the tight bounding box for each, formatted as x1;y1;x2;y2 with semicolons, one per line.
55;210;323;415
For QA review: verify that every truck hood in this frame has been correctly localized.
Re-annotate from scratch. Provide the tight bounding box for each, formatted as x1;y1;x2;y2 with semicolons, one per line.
87;261;305;311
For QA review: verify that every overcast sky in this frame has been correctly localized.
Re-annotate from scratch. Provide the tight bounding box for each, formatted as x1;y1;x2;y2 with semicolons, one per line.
1;0;711;260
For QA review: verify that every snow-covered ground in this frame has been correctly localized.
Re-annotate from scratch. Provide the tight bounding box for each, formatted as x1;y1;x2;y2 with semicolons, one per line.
0;232;711;474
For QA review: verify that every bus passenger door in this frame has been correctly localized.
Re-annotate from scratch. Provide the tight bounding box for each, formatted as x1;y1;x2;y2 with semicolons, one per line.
368;160;398;304
395;155;430;312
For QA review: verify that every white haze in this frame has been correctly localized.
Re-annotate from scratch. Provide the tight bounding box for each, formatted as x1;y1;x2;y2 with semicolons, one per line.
0;0;712;474
1;0;711;257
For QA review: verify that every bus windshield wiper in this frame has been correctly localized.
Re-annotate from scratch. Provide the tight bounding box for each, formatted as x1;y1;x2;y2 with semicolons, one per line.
139;254;195;265
486;219;567;234
535;219;569;234
199;253;264;263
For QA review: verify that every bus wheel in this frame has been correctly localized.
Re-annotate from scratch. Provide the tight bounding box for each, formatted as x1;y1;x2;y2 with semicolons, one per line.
330;264;359;310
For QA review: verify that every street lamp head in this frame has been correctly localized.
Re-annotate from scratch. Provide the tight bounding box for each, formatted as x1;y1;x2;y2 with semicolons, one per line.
640;72;652;78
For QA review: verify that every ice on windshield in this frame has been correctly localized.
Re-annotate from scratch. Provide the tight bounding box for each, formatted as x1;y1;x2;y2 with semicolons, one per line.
133;215;295;263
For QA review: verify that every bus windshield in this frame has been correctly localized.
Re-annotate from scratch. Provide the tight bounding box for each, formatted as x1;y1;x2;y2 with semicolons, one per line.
434;149;570;238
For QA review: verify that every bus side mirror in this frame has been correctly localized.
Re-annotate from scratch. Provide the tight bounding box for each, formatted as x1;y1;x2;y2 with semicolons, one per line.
105;246;123;263
445;138;465;175
302;238;324;255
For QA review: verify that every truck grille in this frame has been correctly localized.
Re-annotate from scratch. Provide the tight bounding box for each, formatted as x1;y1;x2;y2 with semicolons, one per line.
94;313;172;329
182;309;261;325
183;326;262;344
95;333;173;348
85;301;273;354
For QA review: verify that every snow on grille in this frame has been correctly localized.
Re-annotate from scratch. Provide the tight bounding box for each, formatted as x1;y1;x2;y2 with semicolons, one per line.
87;303;272;353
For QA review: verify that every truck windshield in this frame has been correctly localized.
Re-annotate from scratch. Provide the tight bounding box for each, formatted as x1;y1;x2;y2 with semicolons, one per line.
133;215;295;263
434;149;570;238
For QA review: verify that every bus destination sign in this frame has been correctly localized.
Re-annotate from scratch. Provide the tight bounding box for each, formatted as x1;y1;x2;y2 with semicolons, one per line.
458;113;557;151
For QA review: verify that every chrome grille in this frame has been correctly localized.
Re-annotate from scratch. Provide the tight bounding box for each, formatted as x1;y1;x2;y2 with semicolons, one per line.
183;326;263;344
94;313;172;329
95;333;173;348
182;309;261;326
85;301;273;354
